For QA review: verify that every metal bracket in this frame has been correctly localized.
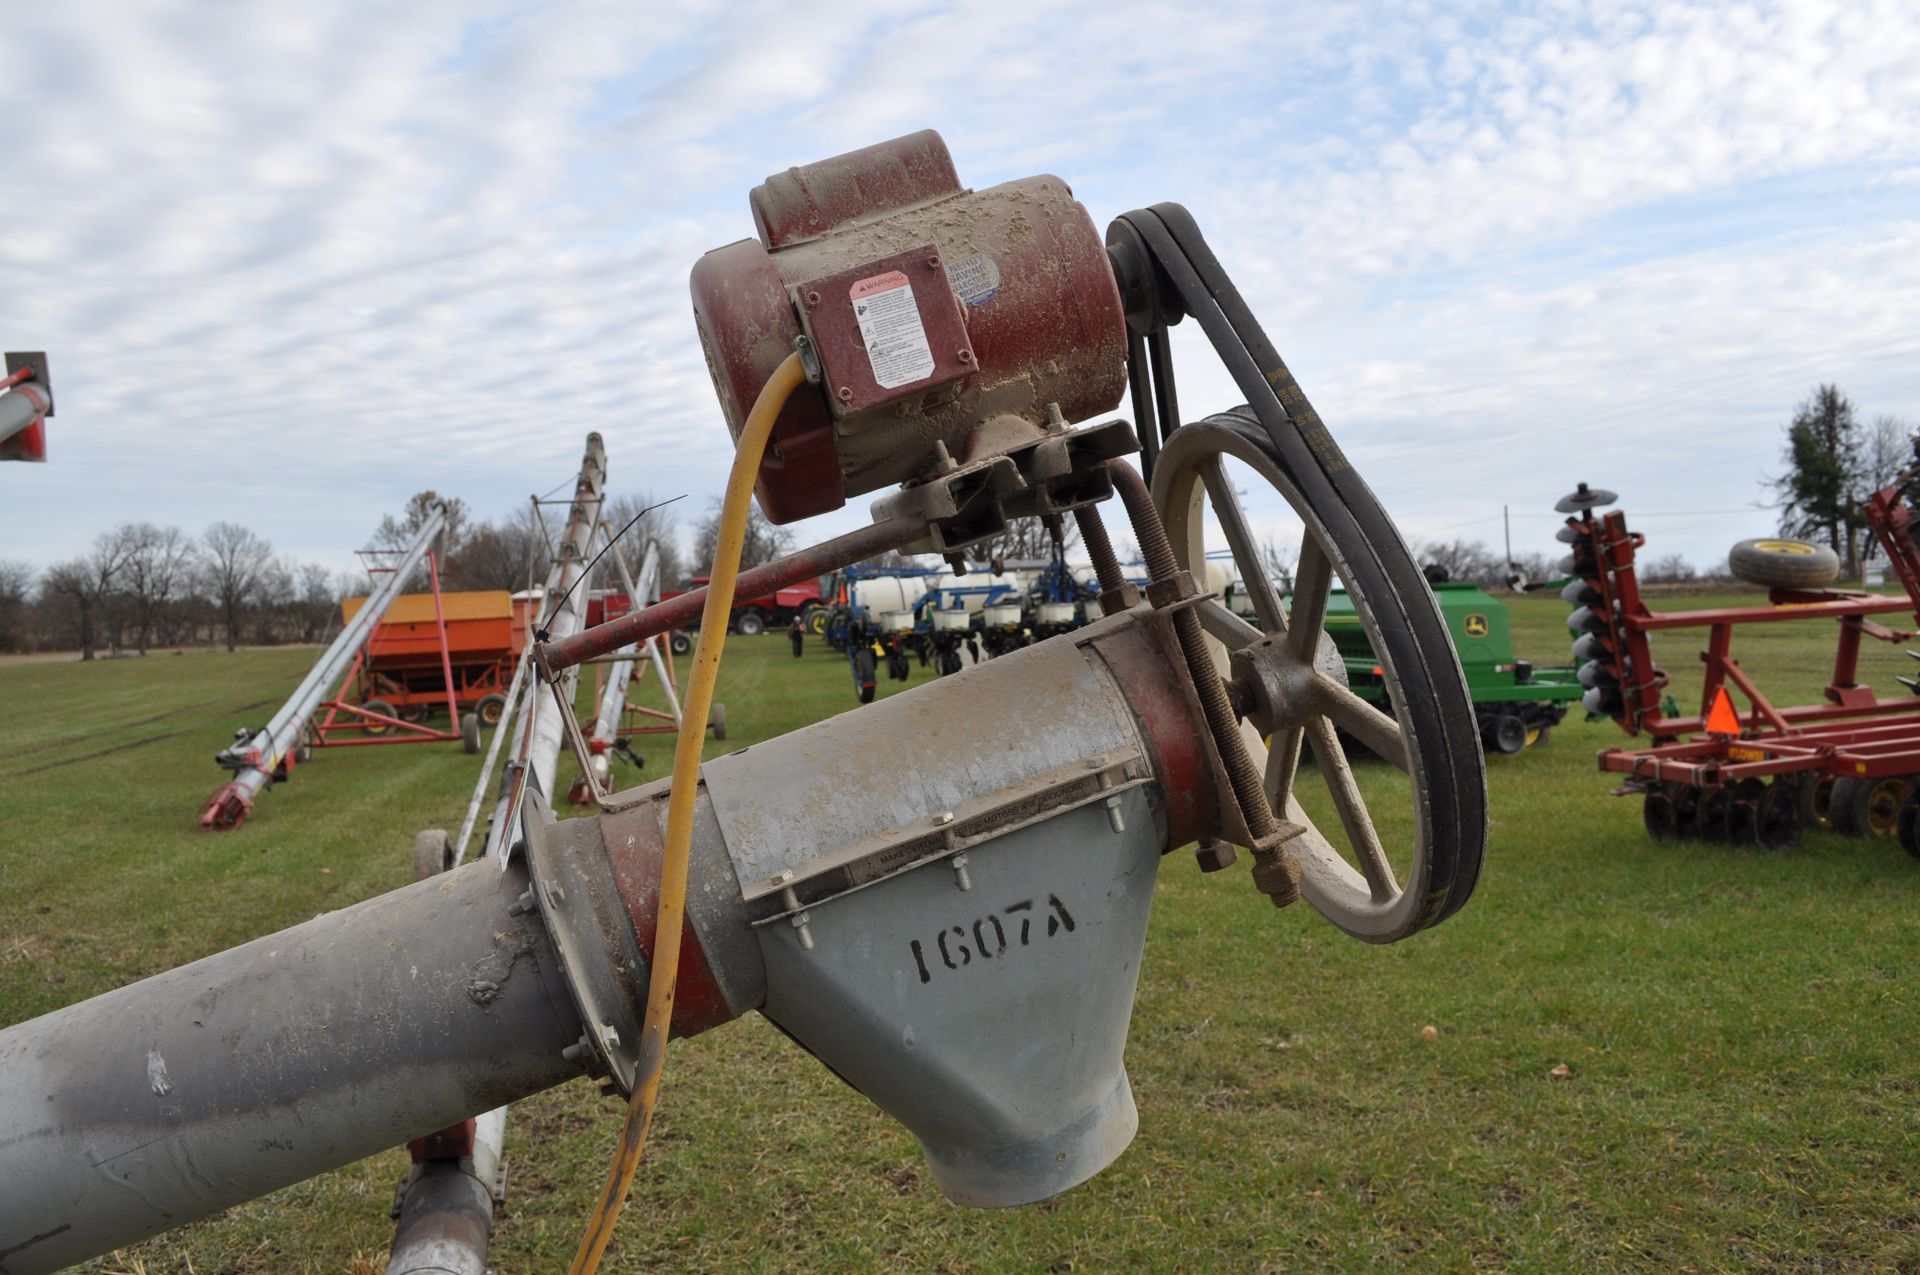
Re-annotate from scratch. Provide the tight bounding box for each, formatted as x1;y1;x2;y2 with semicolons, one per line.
745;748;1149;929
520;789;645;1095
869;418;1139;555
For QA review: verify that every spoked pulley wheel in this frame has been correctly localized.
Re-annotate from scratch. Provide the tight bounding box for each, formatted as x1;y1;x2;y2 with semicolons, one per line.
1152;408;1487;943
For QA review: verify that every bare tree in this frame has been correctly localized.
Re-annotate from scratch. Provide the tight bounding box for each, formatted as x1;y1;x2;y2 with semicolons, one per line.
602;492;685;592
451;500;555;593
296;562;338;643
687;498;794;580
1643;553;1697;584
41;530;129;660
1863;415;1916;497
0;560;33;652
965;516;1080;569
1409;537;1501;586
1257;534;1298;593
202;522;273;652
118;523;194;655
252;558;296;644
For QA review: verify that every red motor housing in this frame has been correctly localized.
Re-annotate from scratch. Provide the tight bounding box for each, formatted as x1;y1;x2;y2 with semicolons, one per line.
690;130;1128;524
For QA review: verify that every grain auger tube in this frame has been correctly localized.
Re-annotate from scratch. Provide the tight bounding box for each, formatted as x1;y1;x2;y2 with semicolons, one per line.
0;130;1483;1273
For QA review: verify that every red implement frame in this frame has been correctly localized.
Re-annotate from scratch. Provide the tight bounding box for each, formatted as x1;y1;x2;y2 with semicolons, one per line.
312;550;469;747
1582;485;1920;791
586;596;688;741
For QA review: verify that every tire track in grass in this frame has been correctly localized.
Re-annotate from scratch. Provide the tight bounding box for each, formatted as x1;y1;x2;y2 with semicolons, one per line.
0;698;278;779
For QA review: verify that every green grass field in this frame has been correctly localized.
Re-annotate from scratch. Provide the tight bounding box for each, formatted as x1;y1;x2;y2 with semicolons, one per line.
3;596;1918;1272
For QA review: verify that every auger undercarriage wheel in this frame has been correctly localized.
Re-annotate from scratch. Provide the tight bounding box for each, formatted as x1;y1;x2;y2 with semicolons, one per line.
1153;408;1487;943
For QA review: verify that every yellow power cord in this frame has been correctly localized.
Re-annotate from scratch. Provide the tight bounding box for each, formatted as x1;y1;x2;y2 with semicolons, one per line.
568;351;807;1273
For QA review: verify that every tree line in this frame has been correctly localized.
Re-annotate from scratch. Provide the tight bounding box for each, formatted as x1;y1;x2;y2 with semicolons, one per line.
1;488;703;658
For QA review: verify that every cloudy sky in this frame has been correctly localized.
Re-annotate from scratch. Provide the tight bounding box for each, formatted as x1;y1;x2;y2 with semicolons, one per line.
3;0;1916;581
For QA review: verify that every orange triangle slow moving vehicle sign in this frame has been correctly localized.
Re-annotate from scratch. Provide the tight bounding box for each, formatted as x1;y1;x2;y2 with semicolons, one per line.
1706;687;1741;736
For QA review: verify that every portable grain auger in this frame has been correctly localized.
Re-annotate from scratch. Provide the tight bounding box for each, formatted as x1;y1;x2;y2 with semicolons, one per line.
0;131;1486;1273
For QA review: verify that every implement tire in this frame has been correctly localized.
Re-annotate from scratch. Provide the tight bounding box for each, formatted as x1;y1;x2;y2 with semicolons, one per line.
1728;538;1840;589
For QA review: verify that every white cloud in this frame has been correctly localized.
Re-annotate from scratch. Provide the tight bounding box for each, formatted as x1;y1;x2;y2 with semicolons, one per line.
0;0;1915;590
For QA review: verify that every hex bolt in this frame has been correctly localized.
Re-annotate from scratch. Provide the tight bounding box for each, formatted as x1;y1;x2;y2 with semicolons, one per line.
506;890;535;918
545;882;566;907
957;349;974;364
836;386;854;402
1046;402;1068;433
804;289;821;307
950;853;972;892
781;885;814;951
598;1023;621;1052
926;254;942;268
561;1034;593;1065
1105;795;1126;834
932;811;955;826
1193;838;1239;873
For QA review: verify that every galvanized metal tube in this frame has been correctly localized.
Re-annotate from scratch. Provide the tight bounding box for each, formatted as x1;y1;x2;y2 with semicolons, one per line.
540;518;920;673
451;638;533;866
591;538;665;755
480;435;607;861
0;860;583;1275
200;503;450;828
393;434;606;1274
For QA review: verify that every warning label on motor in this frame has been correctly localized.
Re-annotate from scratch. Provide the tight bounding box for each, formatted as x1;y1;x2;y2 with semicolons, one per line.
850;270;934;390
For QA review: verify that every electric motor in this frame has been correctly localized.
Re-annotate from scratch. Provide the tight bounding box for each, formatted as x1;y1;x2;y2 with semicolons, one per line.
690;130;1128;523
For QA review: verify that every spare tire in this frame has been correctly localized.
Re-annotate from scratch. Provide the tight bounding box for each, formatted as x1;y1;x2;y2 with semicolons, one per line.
1728;538;1840;589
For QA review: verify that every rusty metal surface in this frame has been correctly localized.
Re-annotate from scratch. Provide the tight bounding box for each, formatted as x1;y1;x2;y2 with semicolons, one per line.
1079;610;1222;849
0;861;582;1274
542;518;919;673
1110;460;1294;901
690;131;1127;522
750;129;963;250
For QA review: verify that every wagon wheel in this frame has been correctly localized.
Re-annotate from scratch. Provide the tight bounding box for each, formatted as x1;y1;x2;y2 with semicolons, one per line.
1153;409;1486;943
360;699;396;736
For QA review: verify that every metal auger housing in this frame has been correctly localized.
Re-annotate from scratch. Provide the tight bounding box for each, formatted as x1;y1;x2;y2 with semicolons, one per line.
2;594;1238;1272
